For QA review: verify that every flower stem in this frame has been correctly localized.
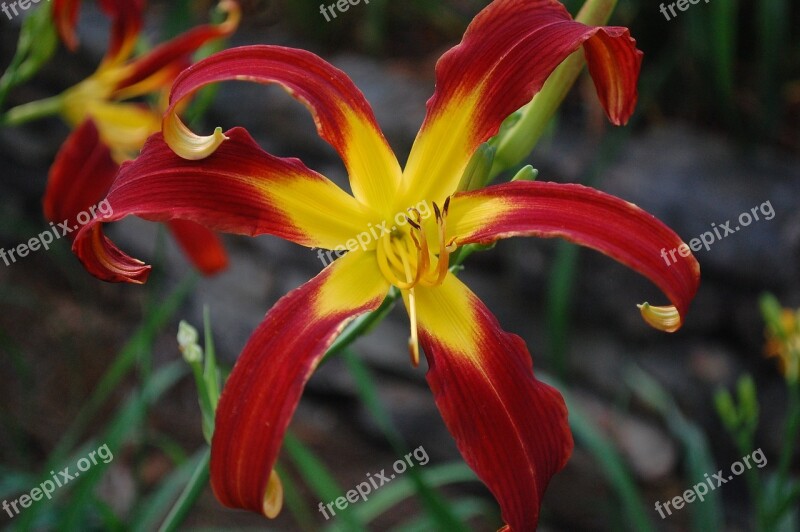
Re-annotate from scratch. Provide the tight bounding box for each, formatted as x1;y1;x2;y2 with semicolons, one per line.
157;448;211;532
773;381;800;515
0;94;63;126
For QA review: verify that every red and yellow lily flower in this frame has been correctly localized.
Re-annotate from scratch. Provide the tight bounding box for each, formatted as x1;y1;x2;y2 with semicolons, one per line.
72;0;700;528
45;0;240;273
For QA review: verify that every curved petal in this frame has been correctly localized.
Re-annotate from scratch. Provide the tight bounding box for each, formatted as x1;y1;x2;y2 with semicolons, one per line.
415;273;572;530
72;127;375;283
43;119;119;239
162;45;401;215
54;0;145;62
399;0;642;206
53;0;82;51
211;251;390;516
447;181;700;331
166;219;228;275
97;0;146;66
111;0;241;99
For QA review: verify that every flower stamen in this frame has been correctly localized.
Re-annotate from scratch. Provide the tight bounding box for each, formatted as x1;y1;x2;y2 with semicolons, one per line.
375;197;456;367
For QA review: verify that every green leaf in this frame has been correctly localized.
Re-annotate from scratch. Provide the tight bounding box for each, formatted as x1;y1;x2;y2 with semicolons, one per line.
390;497;495;532
341;350;468;531
556;381;655;532
0;4;59;114
154;447;211;532
284;432;368;532
48;274;198;466
277;464;317;532
625;366;724;532
325;462;478;529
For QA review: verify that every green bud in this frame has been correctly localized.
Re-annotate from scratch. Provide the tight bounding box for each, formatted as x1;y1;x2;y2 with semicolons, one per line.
177;320;199;348
457;143;496;192
714;389;737;431
182;344;204;364
510;165;539;182
737;375;759;433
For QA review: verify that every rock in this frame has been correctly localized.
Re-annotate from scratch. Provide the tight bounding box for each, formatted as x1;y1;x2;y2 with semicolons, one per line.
573;390;678;482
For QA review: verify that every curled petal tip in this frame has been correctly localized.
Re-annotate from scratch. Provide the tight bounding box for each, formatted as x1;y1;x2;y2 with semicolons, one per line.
262;469;283;519
217;0;242;34
638;303;682;333
163;113;228;160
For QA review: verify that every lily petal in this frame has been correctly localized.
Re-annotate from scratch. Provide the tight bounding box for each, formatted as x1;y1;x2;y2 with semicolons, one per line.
166;219;228;275
44;119;118;236
447;181;700;331
414;272;572;529
400;0;642;205
97;0;146;66
112;0;241;99
162;45;401;214
211;250;390;515
80;101;162;160
73;127;375;283
53;0;82;51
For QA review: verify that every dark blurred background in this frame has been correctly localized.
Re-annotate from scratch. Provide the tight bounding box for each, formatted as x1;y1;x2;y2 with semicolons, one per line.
1;0;799;530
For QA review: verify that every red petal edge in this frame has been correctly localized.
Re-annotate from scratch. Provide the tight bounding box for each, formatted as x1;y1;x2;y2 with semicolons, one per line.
44;119;119;241
450;181;700;324
432;0;642;141
417;274;573;530
166;219;228;275
211;251;389;515
72;127;330;283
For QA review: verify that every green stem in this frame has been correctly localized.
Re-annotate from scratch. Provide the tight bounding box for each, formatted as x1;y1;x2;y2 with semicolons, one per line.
320;286;400;365
158;448;211;532
1;94;63;126
773;381;800;516
732;431;764;531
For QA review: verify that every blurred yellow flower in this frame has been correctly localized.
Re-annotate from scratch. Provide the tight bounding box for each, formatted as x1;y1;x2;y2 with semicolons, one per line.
765;306;800;382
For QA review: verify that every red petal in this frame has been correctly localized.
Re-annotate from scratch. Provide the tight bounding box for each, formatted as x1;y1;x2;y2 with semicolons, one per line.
448;181;700;329
401;0;642;204
112;0;240;96
43;120;119;241
53;0;82;51
166;219;228;275
163;45;401;213
414;273;572;529
211;252;389;515
53;0;144;61
72;127;373;283
98;0;145;64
